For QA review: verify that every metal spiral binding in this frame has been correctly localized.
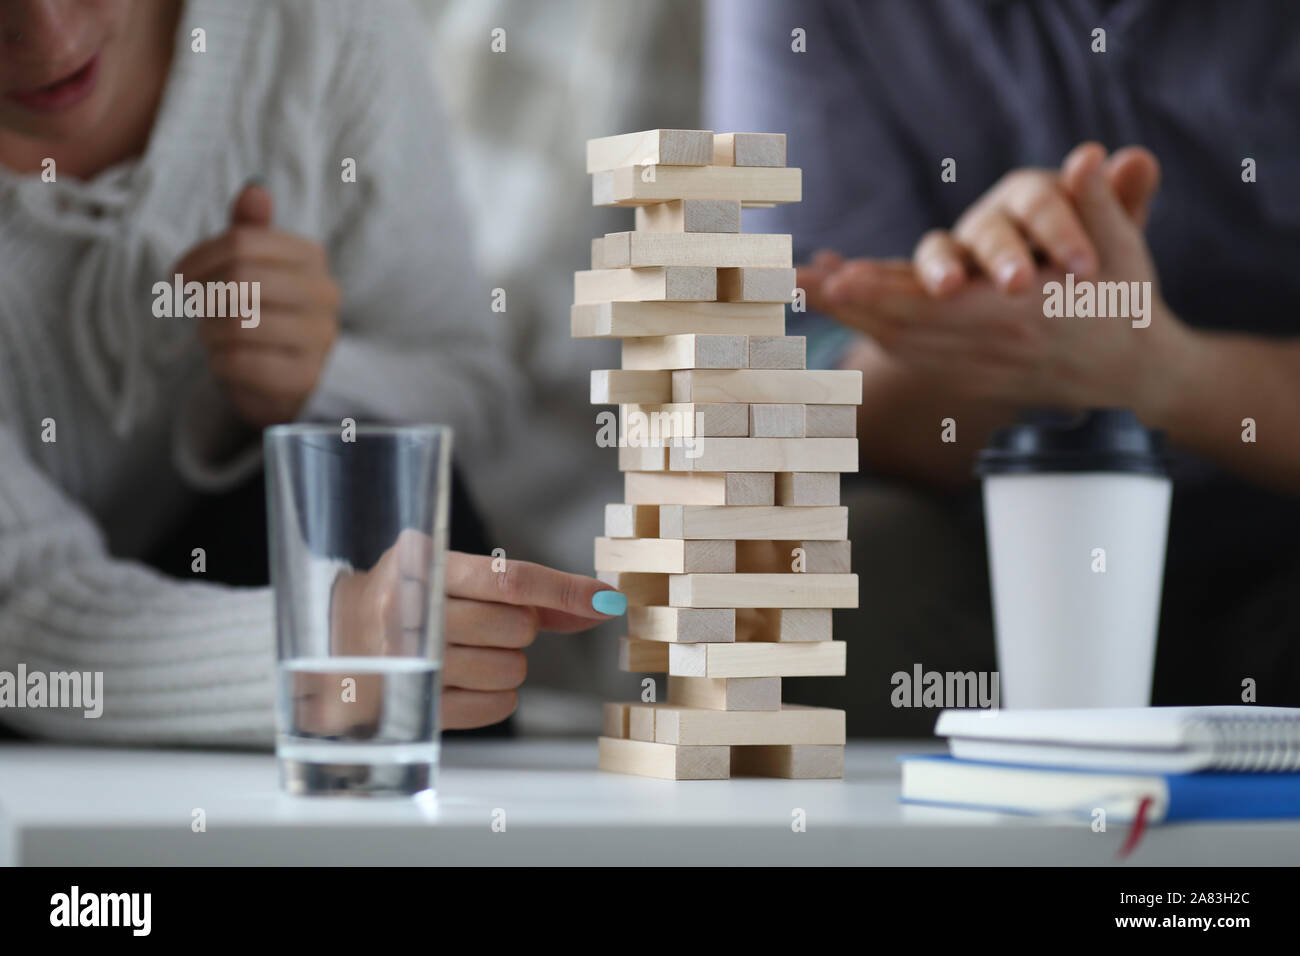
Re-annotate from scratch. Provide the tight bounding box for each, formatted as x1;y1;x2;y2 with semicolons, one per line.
1194;713;1300;771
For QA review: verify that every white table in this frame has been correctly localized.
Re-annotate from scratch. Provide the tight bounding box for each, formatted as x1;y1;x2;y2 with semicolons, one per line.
1;740;1296;865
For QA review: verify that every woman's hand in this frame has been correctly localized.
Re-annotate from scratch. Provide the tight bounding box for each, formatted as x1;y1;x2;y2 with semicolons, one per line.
329;540;625;730
911;142;1160;296
176;182;341;427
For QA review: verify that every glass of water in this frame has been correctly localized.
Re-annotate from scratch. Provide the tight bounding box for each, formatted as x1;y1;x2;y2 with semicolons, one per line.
264;424;451;797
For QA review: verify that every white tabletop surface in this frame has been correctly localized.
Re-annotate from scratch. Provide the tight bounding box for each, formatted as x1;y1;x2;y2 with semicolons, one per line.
1;739;1296;865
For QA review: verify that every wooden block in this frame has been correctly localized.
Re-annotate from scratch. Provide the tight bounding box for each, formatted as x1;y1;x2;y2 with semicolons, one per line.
604;503;659;538
591;369;671;404
624;403;749;438
592;165;802;206
622;334;748;370
571;301;784;339
731;744;843;779
735;541;851;574
595;537;735;573
750;404;805;438
712;133;736;166
669;437;858;473
668;676;780;711
635;199;741;234
734;541;799;574
748;336;805;369
775;472;840;505
628;704;656;741
616;407;680;446
795;541;852;573
597;736;730;779
618;636;670;671
624;471;774;505
669;573;859;608
575;267;716;304
599;232;791;269
628;607;735;643
586;129;713;173
713;132;787;168
654;703;843;745
735;607;834;643
602;702;630;739
668;641;847;677
617;444;668;472
804;405;857;437
717;267;797;303
590;236;608;270
658;505;848;540
735;133;787;167
672;369;862;405
598;572;668;606
723;473;777;506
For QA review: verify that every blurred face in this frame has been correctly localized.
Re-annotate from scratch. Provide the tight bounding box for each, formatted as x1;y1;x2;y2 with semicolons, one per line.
0;0;134;141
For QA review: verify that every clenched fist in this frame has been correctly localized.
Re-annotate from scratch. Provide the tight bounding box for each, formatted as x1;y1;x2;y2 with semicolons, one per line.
177;181;341;427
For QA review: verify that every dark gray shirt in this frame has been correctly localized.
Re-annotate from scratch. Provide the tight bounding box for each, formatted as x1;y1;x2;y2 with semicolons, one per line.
706;0;1300;622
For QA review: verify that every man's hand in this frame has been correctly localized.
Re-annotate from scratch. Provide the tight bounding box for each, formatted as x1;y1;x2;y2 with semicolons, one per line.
176;182;341;428
805;143;1196;416
912;144;1160;296
329;541;625;730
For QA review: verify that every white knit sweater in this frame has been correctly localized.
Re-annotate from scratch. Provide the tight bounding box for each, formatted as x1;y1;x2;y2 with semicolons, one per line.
0;0;511;745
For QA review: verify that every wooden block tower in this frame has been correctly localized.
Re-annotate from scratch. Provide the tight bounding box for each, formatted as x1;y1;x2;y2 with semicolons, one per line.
574;130;862;779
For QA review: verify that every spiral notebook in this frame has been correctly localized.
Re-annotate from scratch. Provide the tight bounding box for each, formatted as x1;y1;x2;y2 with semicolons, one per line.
935;706;1300;773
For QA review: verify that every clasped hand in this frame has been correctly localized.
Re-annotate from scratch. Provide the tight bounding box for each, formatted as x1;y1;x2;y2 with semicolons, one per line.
801;142;1195;420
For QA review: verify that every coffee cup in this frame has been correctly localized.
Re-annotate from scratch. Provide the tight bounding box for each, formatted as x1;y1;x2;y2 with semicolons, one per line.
976;409;1171;708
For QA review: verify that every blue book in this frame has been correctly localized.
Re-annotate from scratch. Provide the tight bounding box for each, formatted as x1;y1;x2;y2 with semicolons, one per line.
900;754;1300;823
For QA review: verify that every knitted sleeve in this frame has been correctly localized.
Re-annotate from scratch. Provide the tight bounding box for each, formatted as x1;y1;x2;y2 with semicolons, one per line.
300;0;521;475
0;426;277;746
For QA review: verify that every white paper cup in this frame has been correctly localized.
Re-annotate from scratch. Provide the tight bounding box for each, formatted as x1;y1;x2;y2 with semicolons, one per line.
977;411;1171;709
983;472;1171;708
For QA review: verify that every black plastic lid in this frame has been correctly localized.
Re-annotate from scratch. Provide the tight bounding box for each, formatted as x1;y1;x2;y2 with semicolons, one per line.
975;409;1168;477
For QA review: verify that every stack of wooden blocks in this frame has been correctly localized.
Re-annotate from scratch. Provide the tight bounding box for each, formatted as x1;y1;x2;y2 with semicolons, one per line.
573;129;862;779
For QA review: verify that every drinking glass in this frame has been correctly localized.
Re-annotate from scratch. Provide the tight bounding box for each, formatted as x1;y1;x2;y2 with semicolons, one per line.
264;424;451;796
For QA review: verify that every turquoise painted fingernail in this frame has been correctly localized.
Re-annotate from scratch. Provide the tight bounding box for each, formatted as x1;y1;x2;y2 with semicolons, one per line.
591;591;627;616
